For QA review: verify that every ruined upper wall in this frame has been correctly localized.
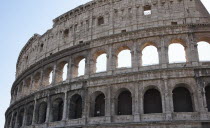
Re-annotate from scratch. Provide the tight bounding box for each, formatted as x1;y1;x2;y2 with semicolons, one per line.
16;0;210;77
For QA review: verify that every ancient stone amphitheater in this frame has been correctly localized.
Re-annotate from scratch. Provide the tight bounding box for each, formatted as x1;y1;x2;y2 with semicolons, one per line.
4;0;210;128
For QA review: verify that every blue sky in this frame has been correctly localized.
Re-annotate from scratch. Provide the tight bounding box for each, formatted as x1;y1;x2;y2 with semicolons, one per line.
0;0;209;127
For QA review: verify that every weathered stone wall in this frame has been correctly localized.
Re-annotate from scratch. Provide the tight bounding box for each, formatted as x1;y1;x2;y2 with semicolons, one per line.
16;0;210;77
5;0;210;128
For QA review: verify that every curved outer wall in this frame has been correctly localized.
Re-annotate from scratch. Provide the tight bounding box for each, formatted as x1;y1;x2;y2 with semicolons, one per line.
5;0;210;128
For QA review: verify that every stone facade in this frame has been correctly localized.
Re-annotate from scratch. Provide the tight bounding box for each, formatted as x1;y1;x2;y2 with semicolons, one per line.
4;0;210;128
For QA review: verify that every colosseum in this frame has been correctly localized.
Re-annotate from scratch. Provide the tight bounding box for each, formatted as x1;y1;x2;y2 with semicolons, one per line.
4;0;210;128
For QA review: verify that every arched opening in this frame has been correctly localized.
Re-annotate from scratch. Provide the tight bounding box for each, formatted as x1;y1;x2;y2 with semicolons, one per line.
56;62;68;82
51;98;64;122
117;90;132;115
144;89;162;114
96;53;107;73
142;45;159;66
205;85;210;112
69;94;82;119
173;87;193;112
168;43;186;63
43;67;53;85
62;63;68;81
37;102;47;124
117;49;132;68
25;77;31;93
78;58;85;76
26;105;34;126
73;57;86;77
17;109;24;128
197;41;210;61
49;71;53;84
33;72;40;90
94;93;105;117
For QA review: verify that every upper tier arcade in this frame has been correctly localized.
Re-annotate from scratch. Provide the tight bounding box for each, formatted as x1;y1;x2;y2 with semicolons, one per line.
16;0;210;77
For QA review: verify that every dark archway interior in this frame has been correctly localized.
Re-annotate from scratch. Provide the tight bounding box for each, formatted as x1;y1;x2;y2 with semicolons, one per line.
11;113;17;128
26;105;34;126
173;87;193;112
69;94;82;119
17;109;24;128
144;89;162;114
94;93;105;117
52;98;64;122
37;102;47;124
117;90;132;115
205;85;210;112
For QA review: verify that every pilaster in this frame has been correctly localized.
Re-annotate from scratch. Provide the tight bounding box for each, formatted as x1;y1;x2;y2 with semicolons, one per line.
62;91;68;120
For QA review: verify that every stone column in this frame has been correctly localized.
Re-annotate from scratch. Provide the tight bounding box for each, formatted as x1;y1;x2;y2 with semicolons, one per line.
139;82;144;120
31;74;35;92
52;63;57;85
85;52;91;78
196;76;208;120
32;98;37;125
107;46;114;74
132;42;140;71
62;91;68;120
163;77;172;120
105;86;111;123
39;69;44;88
83;89;89;125
89;58;95;74
111;54;117;70
159;36;169;67
159;46;169;67
105;86;111;116
192;89;200;113
21;81;25;97
139;52;143;67
45;96;51;123
194;77;207;115
70;60;77;78
67;57;72;80
186;33;199;65
14;111;19;128
110;89;116;117
197;87;206;112
133;83;140;122
29;76;33;94
22;106;27;126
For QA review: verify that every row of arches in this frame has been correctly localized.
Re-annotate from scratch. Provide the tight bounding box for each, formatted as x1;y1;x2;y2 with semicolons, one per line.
8;84;210;127
13;41;210;100
45;41;210;81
